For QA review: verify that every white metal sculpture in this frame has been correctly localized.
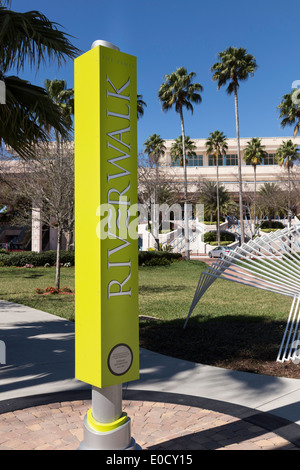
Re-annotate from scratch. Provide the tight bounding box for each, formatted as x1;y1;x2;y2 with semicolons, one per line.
184;225;300;363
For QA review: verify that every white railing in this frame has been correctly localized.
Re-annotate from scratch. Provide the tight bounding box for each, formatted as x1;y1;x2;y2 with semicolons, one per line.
184;224;300;364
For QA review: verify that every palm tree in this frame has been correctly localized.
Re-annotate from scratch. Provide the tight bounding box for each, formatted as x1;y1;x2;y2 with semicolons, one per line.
243;138;268;235
205;130;228;245
144;134;166;249
144;133;166;168
44;78;74;144
44;78;74;289
0;3;79;158
137;94;146;120
278;90;300;137
258;182;282;226
158;66;203;259
211;47;258;244
275;140;300;226
199;181;235;224
170;135;196;166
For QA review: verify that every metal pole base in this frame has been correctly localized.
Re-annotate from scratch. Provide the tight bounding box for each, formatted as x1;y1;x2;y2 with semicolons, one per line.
78;413;140;450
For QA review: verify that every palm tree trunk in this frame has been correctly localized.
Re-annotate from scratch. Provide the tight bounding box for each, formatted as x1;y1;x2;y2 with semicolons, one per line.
234;87;245;245
154;161;160;250
288;165;291;228
216;155;221;246
180;107;190;260
253;165;257;237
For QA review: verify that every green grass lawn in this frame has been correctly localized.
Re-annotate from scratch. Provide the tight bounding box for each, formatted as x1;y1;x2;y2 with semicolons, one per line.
0;266;75;321
139;260;290;322
0;260;296;377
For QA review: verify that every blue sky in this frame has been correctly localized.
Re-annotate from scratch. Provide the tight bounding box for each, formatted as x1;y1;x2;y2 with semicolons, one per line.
10;0;300;153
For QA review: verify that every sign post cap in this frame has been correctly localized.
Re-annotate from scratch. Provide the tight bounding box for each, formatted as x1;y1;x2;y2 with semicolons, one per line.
91;40;120;51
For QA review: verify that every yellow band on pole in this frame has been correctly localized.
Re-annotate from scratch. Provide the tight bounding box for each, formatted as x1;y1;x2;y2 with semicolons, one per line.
87;409;128;433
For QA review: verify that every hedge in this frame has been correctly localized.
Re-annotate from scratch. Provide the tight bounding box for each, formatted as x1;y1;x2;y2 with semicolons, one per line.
138;250;182;266
260;221;285;229
0;250;74;267
203;231;235;243
0;250;182;267
209;241;234;246
260;228;280;233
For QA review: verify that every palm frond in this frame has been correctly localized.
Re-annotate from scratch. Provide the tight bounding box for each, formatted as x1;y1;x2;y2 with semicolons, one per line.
137;94;146;119
211;47;257;95
0;7;80;72
0;75;70;158
158;67;203;115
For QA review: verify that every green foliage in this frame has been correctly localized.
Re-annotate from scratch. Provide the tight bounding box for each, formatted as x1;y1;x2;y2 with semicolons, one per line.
260;229;279;233
260;221;284;229
138;250;182;266
203;231;235;243
0;250;74;267
209;241;233;246
202;219;225;225
0;5;79;158
144;257;171;266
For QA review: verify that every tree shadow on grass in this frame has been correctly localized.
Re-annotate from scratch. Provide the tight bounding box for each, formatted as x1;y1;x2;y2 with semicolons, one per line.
23;274;44;279
139;314;300;379
139;285;186;294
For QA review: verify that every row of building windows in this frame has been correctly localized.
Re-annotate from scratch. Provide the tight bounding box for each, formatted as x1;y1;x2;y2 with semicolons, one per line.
171;153;276;167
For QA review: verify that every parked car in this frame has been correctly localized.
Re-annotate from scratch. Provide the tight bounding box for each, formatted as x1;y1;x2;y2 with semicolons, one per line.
208;246;234;258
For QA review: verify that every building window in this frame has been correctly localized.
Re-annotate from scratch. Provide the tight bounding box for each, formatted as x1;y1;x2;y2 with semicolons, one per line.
245;153;275;165
171;154;203;166
264;153;275;165
225;154;238;166
187;154;203;166
208;155;223;166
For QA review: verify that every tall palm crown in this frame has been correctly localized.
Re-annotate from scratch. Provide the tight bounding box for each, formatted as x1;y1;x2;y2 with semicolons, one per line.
211;47;257;94
0;3;79;158
275;139;300;169
144;133;166;167
243;137;268;168
211;47;257;244
170;135;196;166
158;67;203;114
205;130;228;161
158;67;203;259
278;90;300;137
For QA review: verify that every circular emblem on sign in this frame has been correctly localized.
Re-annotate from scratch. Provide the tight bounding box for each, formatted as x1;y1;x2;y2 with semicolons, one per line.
108;344;133;376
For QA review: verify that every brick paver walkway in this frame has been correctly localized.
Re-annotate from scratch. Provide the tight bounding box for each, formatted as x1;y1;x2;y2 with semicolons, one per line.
0;398;298;451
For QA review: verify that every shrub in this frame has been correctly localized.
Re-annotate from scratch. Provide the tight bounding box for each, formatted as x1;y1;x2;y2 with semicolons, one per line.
209;241;233;246
144;257;171;266
260;221;285;229
138;250;181;266
260;228;279;233
0;250;74;267
203;231;235;243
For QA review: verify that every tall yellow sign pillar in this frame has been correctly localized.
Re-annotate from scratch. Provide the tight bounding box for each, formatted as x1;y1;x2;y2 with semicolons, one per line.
74;40;139;450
